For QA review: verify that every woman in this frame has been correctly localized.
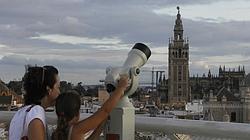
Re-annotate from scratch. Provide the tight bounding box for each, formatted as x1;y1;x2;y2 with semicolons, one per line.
9;65;60;140
52;75;128;140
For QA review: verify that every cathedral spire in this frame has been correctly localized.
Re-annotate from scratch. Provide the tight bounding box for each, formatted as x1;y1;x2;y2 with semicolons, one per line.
175;6;183;29
174;6;183;40
219;65;222;72
176;6;181;20
159;74;162;83
208;69;211;78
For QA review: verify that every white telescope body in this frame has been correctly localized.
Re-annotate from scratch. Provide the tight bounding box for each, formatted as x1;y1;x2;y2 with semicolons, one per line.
104;43;151;140
105;43;151;96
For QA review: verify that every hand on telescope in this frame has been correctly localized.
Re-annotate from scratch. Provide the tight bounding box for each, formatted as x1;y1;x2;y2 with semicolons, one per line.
116;74;129;94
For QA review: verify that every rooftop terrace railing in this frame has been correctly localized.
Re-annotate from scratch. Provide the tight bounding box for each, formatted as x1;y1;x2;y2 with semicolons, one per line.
1;111;250;140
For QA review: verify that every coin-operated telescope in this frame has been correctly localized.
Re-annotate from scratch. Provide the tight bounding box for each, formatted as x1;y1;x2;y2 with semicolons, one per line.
104;43;151;140
105;43;151;97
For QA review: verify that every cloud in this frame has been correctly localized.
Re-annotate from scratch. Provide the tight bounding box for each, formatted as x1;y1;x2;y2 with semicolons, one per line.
153;0;250;22
0;44;7;48
30;34;122;45
64;16;81;25
0;0;250;84
0;55;111;84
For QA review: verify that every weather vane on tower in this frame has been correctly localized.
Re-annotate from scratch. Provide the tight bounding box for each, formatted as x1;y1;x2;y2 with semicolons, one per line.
177;6;180;14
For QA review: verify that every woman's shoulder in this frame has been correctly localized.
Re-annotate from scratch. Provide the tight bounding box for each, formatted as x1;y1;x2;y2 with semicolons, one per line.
9;105;46;139
30;105;45;112
16;105;45;116
12;105;38;117
26;105;46;127
26;105;45;116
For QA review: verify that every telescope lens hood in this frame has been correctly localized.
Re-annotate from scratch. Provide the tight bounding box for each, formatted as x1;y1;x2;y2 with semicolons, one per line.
132;43;151;60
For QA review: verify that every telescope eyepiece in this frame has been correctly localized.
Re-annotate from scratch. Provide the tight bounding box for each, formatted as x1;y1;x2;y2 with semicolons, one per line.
106;84;116;93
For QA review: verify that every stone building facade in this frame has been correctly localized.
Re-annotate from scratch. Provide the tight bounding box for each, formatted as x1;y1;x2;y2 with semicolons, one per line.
203;73;250;123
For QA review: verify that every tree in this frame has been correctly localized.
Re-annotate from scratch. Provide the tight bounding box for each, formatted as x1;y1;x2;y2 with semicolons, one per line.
74;82;86;96
60;81;73;93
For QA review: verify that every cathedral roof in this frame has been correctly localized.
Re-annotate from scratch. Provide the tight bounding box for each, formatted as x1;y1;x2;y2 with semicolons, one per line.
0;81;23;101
0;81;8;92
216;87;239;101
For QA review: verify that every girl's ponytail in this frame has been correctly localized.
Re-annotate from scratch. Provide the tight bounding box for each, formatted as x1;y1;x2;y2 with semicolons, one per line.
52;116;69;140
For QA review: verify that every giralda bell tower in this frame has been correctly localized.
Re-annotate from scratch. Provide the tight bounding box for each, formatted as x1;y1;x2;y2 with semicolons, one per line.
168;7;189;104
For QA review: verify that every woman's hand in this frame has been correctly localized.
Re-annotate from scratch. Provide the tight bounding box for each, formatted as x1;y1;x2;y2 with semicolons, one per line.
117;74;129;92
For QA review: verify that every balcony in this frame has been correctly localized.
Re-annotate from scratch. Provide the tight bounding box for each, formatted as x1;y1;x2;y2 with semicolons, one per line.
1;111;250;140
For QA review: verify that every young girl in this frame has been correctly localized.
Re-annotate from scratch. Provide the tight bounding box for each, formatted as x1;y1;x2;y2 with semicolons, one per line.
52;75;128;140
9;65;60;140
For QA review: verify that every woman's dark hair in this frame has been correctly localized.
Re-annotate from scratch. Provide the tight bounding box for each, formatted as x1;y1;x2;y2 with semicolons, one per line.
52;91;81;140
23;65;58;105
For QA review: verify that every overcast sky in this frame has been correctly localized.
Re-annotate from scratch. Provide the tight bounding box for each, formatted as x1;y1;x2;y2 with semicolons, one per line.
0;0;250;85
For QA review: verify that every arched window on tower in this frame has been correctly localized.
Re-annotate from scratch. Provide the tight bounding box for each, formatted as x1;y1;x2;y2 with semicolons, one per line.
177;33;182;40
185;52;188;58
178;49;182;58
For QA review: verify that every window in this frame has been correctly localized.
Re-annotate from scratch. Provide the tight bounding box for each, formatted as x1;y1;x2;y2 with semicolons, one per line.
178;77;181;81
231;112;236;122
178;85;181;91
178;91;182;96
178;66;182;81
179;49;182;58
